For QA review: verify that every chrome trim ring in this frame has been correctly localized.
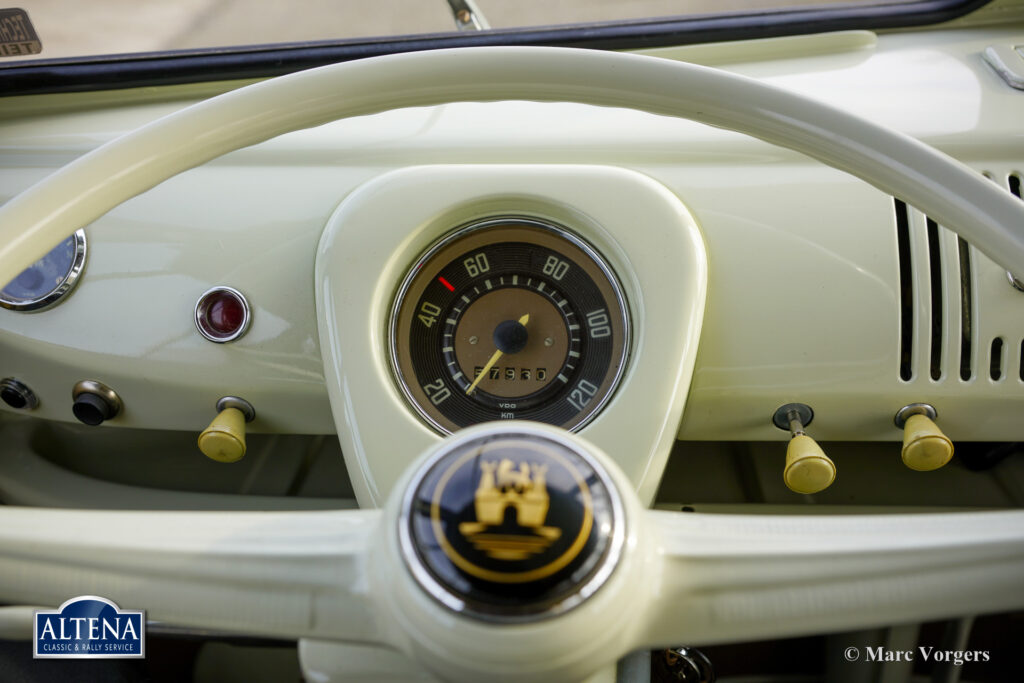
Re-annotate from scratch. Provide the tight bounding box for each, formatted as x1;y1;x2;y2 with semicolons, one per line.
72;379;123;416
387;216;632;435
894;402;938;429
398;424;626;623
0;377;39;411
1007;270;1024;293
216;396;256;423
194;286;252;343
0;229;87;312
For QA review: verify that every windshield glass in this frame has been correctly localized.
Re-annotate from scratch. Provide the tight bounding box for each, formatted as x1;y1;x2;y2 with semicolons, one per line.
7;0;920;63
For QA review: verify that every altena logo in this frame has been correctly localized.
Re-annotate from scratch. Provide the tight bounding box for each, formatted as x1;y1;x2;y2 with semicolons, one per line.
34;596;145;659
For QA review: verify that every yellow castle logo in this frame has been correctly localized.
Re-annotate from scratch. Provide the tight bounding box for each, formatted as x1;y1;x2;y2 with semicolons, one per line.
458;459;562;560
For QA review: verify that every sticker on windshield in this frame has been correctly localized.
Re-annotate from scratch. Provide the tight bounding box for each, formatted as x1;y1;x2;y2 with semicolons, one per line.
0;8;41;57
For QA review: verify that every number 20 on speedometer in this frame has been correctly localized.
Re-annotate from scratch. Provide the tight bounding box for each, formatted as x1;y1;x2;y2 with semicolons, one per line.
389;218;630;433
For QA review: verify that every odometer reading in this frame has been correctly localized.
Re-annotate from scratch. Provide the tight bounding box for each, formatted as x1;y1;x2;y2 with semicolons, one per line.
390;218;629;433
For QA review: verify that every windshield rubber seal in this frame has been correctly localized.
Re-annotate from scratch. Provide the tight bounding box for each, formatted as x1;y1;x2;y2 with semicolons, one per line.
0;0;992;97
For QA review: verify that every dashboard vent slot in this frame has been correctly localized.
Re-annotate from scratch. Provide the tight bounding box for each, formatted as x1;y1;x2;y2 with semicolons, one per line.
895;199;914;381
991;337;1004;380
1011;174;1022;384
957;236;973;381
926;218;944;380
1020;340;1024;382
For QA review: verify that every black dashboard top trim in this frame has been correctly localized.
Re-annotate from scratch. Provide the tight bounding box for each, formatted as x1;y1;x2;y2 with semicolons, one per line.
0;0;992;97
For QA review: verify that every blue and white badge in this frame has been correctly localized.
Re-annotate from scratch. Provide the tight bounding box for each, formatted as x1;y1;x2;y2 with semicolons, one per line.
34;596;145;659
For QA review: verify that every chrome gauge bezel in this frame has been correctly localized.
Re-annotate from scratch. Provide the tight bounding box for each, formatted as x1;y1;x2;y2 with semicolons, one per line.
388;216;631;435
0;229;87;312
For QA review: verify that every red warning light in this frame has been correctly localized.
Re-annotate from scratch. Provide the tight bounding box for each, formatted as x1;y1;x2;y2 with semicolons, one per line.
195;287;251;343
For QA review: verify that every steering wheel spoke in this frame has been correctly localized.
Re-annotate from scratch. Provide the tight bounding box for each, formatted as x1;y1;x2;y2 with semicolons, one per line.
0;507;385;644
637;509;1024;648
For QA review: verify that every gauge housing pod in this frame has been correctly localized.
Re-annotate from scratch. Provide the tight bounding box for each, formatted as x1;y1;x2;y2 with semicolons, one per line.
315;164;708;506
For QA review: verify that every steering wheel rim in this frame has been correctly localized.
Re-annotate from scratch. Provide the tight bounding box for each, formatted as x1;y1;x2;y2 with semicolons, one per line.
2;46;1024;283
2;46;1024;682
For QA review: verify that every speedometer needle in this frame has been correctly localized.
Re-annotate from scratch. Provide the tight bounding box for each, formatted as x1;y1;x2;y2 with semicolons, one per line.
465;313;530;395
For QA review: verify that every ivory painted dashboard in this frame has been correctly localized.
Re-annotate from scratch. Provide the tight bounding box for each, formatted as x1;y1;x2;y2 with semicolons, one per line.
2;27;1024;502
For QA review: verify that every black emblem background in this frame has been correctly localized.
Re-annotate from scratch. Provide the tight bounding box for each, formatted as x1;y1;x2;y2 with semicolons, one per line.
408;435;616;614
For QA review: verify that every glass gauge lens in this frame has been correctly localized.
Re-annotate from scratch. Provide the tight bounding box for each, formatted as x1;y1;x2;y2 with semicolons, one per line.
390;218;630;433
0;230;87;312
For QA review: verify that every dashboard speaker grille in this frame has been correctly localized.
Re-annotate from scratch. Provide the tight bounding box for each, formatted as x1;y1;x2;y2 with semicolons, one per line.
895;169;1024;385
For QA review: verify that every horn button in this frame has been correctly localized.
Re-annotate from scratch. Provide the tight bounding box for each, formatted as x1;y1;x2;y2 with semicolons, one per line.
401;428;622;621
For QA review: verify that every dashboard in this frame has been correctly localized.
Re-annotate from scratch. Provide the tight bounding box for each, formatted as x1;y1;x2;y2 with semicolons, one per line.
3;28;1024;497
1;16;1024;683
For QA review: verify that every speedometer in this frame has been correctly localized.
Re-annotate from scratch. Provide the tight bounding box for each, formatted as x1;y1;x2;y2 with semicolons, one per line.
390;218;630;434
0;229;87;312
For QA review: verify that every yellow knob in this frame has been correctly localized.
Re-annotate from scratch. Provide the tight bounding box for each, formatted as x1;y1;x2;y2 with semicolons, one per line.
784;434;836;494
198;407;247;463
901;413;953;471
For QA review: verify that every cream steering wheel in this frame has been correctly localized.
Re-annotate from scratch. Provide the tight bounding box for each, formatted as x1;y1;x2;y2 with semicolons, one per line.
1;47;1024;682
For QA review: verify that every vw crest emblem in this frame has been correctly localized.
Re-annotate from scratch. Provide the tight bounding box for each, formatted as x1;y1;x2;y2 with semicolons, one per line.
401;426;622;620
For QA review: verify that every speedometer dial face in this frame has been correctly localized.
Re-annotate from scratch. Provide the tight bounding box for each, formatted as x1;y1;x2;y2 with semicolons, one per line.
390;218;629;434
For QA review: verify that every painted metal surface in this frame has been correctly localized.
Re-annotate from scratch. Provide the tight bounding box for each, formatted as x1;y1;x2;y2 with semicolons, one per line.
316;165;706;505
0;24;1015;679
0;28;1021;463
0;17;1023;682
4;44;1024;282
